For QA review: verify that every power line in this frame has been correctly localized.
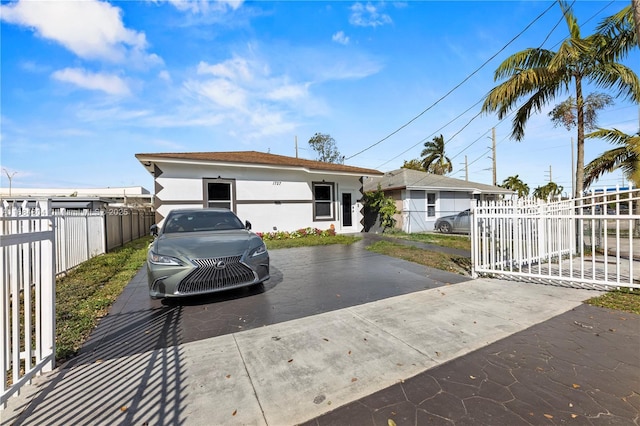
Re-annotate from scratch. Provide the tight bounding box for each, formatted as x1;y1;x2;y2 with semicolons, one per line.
346;1;558;161
370;1;621;191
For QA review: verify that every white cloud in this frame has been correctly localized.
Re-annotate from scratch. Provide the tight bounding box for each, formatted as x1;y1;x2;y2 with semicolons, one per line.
0;0;159;65
349;2;392;27
332;31;350;45
52;68;131;96
266;83;309;101
165;0;244;14
19;60;49;73
159;70;172;82
197;58;255;82
185;78;248;110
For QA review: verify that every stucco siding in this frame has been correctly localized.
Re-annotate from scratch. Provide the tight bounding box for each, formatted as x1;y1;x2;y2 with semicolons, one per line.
238;180;310;201
150;161;365;234
156;177;203;201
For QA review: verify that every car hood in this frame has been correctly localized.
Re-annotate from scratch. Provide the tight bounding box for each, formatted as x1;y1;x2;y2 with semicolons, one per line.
437;214;458;221
153;229;259;260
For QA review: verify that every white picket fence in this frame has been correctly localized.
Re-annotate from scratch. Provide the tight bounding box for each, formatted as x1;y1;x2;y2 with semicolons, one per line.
1;200;56;408
471;187;639;290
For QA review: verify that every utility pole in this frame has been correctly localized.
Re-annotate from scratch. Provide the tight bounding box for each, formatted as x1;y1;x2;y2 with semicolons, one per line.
492;127;497;186
571;137;575;198
295;136;298;158
465;155;468;181
545;165;552;183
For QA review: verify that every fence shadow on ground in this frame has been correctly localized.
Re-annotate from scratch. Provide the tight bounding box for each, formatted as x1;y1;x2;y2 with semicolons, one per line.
3;305;188;426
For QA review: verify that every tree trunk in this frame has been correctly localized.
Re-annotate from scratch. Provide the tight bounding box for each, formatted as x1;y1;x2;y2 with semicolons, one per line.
575;75;585;198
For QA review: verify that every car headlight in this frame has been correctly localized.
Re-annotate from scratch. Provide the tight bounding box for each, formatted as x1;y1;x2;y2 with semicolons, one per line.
149;251;184;266
249;243;267;258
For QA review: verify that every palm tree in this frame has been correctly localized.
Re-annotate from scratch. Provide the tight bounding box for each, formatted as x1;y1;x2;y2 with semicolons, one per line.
481;1;640;198
401;158;426;172
584;128;639;189
533;182;563;200
501;175;530;198
420;134;452;175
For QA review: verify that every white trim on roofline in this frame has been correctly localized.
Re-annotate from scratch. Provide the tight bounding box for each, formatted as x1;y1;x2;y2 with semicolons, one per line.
138;156;377;177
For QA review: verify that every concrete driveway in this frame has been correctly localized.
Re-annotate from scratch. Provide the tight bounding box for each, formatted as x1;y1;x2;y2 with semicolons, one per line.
103;240;471;348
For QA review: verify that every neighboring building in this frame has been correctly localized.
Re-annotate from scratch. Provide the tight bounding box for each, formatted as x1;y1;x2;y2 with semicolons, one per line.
1;197;112;211
135;151;384;234
364;168;515;233
0;186;152;207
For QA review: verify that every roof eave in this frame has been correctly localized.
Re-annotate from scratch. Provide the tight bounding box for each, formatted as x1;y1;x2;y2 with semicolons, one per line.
135;154;382;177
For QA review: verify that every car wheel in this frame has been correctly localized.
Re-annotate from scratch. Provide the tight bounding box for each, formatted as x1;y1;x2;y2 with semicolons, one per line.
439;222;452;233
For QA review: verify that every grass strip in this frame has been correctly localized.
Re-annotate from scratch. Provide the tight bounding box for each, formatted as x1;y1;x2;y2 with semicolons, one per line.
366;240;471;275
585;288;640;315
383;230;471;251
55;236;151;361
265;234;361;250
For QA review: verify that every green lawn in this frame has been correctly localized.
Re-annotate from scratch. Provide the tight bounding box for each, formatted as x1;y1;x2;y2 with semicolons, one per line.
55;236;151;361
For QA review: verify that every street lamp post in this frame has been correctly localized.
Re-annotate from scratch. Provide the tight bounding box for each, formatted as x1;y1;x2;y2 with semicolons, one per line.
2;168;17;197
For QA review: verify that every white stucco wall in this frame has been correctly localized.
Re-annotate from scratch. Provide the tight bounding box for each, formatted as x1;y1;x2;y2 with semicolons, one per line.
152;162;364;234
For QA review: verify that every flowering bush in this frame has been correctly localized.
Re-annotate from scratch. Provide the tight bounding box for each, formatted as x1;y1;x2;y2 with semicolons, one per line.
257;226;336;241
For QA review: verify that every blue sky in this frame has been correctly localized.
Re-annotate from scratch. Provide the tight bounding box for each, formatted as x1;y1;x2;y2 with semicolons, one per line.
1;0;638;196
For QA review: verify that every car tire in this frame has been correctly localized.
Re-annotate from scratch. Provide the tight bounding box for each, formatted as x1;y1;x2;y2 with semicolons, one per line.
439;222;452;233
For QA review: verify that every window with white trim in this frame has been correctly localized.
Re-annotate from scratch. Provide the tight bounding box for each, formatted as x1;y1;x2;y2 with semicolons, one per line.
204;179;234;210
313;182;334;220
427;193;436;217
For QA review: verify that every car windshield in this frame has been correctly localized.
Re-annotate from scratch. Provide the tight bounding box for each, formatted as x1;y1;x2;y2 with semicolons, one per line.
163;210;245;233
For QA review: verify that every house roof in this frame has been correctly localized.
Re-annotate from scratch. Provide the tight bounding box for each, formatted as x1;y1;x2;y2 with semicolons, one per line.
364;168;515;195
135;151;383;176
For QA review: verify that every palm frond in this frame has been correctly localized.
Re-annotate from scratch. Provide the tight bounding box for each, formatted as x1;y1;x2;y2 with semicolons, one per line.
589;63;640;103
493;49;554;80
558;0;581;40
584;147;635;188
594;5;636;61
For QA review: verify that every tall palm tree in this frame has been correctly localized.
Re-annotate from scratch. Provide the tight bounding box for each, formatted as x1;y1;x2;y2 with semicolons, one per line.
420;134;452;175
501;175;530;198
584;128;640;189
481;1;640;198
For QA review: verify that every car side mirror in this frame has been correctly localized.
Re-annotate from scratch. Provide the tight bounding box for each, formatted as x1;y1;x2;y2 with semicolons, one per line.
150;224;159;237
245;220;252;230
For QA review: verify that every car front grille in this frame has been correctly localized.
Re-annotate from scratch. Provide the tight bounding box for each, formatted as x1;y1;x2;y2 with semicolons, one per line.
177;256;256;294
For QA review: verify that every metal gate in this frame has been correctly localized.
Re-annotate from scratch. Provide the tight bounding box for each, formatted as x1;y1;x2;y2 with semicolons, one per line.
471;187;639;290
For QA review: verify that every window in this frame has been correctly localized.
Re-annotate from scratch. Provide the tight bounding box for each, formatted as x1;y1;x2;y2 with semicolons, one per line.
313;182;334;220
427;193;436;217
204;179;234;210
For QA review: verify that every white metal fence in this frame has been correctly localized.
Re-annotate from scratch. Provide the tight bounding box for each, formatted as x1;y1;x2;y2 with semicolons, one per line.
1;201;154;408
54;210;105;275
1;200;56;408
471;187;639;290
